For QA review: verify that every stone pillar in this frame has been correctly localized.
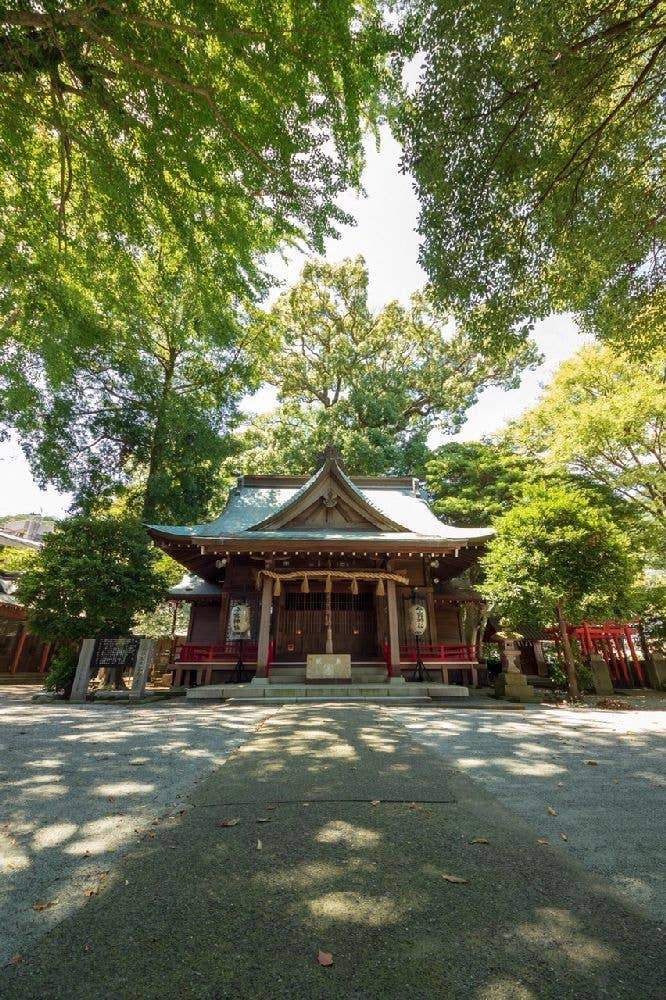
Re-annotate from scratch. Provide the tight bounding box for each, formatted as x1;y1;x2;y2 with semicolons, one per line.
129;638;155;701
494;638;536;702
70;638;96;703
645;657;666;691
386;581;404;683
253;576;274;683
589;652;614;695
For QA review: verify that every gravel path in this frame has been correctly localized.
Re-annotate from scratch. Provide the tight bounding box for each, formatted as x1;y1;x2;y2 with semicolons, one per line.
387;704;666;920
0;688;270;965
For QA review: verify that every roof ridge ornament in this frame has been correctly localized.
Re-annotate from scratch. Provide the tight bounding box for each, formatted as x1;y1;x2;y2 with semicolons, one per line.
315;441;345;473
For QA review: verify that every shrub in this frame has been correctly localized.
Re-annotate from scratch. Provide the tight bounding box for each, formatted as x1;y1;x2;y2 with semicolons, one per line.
44;647;79;698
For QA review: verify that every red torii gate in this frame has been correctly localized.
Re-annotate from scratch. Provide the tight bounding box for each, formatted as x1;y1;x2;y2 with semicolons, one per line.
549;621;645;688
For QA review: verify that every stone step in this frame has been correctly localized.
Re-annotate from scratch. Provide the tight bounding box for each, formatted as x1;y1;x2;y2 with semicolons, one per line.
186;683;469;702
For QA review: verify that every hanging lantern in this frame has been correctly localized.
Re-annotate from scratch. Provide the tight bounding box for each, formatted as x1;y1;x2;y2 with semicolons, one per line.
375;577;385;598
350;577;359;595
409;603;428;637
301;575;310;593
273;577;281;597
230;602;251;636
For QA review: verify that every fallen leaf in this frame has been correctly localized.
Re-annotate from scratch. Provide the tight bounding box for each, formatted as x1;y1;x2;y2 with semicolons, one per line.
560;833;568;841
585;760;599;766
256;817;271;823
256;839;262;851
7;954;24;966
442;874;469;884
547;806;557;816
557;782;564;787
83;850;91;858
469;837;489;844
218;818;240;828
318;950;334;967
370;799;381;806
537;838;549;845
96;870;110;880
84;888;98;897
32;900;58;911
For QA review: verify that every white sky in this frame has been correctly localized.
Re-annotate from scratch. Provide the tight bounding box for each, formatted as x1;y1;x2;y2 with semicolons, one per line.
0;127;587;519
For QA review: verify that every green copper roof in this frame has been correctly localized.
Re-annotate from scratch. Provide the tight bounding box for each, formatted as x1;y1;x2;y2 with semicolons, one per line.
148;482;492;544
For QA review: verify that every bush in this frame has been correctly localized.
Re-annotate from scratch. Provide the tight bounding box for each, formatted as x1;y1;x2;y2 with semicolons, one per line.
44;647;79;698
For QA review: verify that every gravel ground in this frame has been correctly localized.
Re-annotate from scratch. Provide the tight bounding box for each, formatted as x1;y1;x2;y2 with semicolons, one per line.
387;703;666;921
0;687;270;965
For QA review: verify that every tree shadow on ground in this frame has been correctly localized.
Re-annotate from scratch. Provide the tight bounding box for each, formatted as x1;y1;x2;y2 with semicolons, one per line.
3;705;663;1000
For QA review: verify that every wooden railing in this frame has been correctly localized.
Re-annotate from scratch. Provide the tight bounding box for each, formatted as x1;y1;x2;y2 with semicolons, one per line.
399;643;476;662
175;642;259;663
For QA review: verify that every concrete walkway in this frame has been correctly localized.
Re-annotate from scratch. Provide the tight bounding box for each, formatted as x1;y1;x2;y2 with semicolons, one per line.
3;705;664;999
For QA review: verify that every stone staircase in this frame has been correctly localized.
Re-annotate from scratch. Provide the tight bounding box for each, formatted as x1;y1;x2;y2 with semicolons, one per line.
267;661;389;685
187;680;469;703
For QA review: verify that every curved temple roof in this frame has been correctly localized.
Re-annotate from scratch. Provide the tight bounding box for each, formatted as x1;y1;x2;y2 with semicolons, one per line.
147;452;493;548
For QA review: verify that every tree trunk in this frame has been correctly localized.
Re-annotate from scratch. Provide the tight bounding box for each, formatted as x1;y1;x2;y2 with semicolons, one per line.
556;602;579;700
142;355;176;522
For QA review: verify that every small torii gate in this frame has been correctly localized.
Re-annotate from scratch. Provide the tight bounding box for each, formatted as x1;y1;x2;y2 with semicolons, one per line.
549;621;645;688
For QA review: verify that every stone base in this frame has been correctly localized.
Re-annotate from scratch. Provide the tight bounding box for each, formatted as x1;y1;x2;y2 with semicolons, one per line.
494;671;537;703
589;656;614;695
186;682;470;702
306;653;351;681
645;657;666;691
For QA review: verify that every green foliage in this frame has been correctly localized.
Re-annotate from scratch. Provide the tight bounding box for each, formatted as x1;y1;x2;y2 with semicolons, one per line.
425;441;539;526
510;345;666;532
1;2;398;334
479;482;642;630
400;2;664;351
0;545;38;572
238;257;535;474
2;241;260;522
43;646;79;696
17;514;168;644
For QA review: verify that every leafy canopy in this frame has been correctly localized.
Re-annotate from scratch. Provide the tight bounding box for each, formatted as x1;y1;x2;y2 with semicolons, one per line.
1;240;262;522
425;440;539;527
400;1;665;351
510;344;666;532
479;482;642;629
238;256;536;475
1;2;398;313
17;514;168;643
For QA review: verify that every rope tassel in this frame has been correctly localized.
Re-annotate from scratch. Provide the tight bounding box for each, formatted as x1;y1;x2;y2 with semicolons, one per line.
325;575;332;593
351;577;358;595
375;578;385;598
301;575;309;593
273;577;281;597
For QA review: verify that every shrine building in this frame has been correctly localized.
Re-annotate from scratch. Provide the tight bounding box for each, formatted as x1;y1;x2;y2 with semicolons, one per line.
147;447;493;691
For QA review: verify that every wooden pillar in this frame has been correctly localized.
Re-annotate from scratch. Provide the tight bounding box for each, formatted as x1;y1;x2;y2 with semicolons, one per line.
38;641;52;674
255;576;274;678
9;625;27;674
386;581;401;679
218;592;230;644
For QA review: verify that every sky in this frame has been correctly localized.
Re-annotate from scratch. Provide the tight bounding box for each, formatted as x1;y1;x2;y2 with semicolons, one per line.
0;126;587;519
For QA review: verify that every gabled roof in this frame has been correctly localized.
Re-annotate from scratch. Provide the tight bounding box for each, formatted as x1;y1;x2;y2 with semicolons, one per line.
147;449;493;548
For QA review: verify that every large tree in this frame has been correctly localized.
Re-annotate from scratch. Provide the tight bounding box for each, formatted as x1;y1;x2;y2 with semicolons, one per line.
479;482;642;699
400;1;665;351
510;345;666;535
1;241;261;522
1;2;397;321
238;256;536;475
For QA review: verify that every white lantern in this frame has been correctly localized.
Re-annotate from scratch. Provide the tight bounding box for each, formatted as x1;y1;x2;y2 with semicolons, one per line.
409;603;428;637
230;602;251;636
